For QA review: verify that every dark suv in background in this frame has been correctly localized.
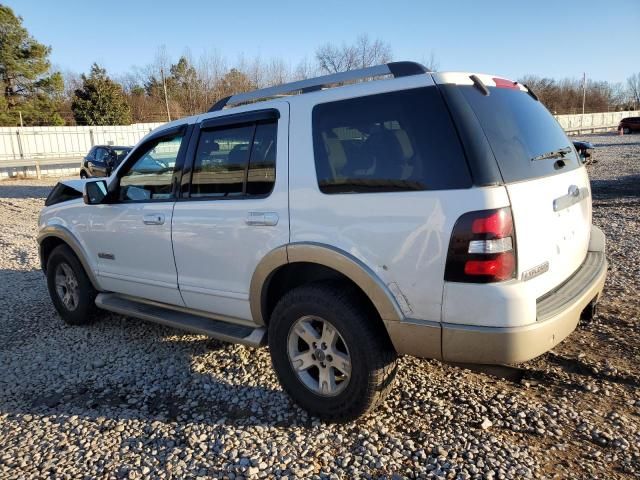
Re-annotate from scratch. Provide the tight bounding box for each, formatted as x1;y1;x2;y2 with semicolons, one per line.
618;117;640;134
80;145;132;178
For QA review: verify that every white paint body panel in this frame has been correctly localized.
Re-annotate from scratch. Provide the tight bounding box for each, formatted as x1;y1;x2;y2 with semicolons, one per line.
507;166;591;297
39;200;183;305
171;103;290;321
287;75;510;322
443;166;592;328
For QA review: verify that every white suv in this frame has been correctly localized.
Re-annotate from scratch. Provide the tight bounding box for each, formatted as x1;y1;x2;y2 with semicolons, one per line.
38;62;607;421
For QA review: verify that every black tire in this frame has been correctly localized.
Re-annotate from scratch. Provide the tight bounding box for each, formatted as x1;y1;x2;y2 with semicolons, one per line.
46;244;99;325
80;171;87;179
623;127;631;135
268;282;398;422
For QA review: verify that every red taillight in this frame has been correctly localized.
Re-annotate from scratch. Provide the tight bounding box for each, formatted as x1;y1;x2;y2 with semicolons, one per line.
445;207;517;283
471;209;513;237
464;253;516;281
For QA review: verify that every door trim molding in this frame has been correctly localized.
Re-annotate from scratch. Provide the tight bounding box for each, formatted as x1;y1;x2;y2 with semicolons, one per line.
97;270;177;289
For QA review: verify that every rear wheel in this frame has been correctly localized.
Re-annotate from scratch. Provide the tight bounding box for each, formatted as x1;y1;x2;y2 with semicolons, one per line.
623;127;631;134
46;245;99;325
268;282;398;422
80;171;87;179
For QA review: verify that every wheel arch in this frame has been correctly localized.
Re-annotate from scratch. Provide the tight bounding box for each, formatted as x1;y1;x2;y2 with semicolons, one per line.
38;226;100;290
250;242;404;327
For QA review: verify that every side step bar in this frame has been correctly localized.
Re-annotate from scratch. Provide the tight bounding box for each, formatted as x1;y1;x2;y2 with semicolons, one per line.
95;293;266;347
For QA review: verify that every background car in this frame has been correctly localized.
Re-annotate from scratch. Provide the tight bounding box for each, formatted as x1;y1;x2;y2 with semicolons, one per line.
618;116;640;134
573;140;595;164
80;145;132;178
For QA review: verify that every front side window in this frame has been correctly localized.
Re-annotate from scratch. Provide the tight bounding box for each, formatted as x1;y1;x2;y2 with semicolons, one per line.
119;134;183;201
312;87;471;194
94;147;108;163
191;120;277;198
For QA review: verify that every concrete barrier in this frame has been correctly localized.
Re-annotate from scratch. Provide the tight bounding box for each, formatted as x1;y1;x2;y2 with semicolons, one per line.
554;110;636;135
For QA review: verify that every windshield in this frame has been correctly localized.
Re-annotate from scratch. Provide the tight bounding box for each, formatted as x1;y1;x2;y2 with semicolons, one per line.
112;148;131;164
459;86;580;182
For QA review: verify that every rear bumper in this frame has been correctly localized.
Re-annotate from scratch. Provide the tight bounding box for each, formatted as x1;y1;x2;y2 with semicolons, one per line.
441;249;607;364
387;226;607;364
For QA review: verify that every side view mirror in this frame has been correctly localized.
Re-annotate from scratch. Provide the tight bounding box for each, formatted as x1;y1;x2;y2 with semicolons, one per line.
83;179;108;205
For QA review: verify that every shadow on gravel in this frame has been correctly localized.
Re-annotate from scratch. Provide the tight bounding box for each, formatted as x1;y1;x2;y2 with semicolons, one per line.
0;266;302;428
0;184;53;199
1;335;301;429
591;174;640;201
592;141;640;148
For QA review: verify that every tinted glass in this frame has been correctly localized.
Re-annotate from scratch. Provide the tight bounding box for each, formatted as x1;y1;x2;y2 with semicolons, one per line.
459;86;580;182
112;148;130;164
312;87;471;194
191;125;254;197
119;135;183;201
247;122;277;196
94;148;107;162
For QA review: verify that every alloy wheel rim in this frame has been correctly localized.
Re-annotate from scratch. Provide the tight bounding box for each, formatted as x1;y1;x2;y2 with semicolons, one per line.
54;262;80;311
287;315;351;397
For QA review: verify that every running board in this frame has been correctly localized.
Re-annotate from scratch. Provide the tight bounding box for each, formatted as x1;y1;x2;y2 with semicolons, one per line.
95;293;265;347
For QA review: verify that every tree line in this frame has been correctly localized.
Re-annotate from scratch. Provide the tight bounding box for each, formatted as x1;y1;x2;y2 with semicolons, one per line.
1;4;638;127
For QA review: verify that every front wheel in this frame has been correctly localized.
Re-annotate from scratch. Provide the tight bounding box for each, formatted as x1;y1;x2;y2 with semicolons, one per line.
269;283;398;422
623;127;631;135
46;245;99;325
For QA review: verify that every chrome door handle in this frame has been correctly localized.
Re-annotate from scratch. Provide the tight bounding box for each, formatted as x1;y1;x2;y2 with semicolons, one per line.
246;212;279;226
143;214;165;225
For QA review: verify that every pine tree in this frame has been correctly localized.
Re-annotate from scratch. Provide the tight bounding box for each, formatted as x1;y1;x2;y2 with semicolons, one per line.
0;5;64;126
72;63;132;125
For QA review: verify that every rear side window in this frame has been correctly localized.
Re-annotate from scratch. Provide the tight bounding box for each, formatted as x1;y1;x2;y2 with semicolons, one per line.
191;121;277;198
459;86;580;182
312;87;471;194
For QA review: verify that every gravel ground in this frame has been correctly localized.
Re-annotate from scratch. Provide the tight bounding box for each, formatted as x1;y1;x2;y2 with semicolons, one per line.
0;133;638;479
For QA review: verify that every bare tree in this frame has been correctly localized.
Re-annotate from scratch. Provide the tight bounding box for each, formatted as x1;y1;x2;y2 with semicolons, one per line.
292;57;317;81
628;73;640;109
197;49;226;108
420;51;440;71
354;34;392;69
316;34;392;74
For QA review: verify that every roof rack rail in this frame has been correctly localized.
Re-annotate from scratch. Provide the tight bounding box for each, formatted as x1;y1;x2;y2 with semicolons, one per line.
208;61;429;112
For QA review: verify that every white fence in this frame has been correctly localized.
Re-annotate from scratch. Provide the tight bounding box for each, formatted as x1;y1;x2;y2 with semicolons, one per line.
0;123;163;162
554;110;636;134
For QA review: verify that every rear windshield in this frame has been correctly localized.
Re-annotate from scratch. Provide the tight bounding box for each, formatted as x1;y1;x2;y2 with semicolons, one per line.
459;86;580;182
312;87;472;194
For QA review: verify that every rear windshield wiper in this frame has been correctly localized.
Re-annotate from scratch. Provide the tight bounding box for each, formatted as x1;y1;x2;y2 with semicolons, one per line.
530;146;572;162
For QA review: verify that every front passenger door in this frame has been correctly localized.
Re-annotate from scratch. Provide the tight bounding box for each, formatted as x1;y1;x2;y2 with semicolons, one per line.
92;147;110;177
82;127;189;306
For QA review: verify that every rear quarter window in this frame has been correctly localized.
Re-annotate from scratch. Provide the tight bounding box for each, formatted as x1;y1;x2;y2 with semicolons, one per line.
312;87;472;194
459;86;581;183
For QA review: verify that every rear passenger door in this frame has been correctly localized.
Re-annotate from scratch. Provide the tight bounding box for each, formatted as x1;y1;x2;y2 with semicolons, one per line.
172;105;289;323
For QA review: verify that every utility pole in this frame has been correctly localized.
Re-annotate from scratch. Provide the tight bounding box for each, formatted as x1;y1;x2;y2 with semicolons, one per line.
160;67;171;122
581;72;587;116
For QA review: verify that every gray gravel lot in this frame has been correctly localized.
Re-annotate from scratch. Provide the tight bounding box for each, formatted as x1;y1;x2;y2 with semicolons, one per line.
0;133;638;479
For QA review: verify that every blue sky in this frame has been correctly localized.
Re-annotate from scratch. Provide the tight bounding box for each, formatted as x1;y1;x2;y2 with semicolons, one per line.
7;0;639;84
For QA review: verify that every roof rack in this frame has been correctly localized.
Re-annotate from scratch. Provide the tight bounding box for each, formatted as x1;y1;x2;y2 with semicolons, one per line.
208;61;429;112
